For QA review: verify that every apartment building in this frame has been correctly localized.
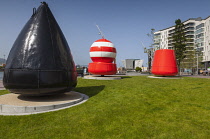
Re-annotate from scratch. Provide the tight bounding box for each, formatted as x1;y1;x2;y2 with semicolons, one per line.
153;17;210;69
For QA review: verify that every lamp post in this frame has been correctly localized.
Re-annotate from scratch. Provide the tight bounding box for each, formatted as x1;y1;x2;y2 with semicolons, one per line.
3;55;5;64
195;46;201;75
144;47;154;74
197;51;198;75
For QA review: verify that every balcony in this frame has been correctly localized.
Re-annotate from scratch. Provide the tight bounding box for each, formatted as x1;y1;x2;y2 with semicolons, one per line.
185;31;194;35
168;46;173;49
154;33;161;36
184;22;195;27
186;35;194;38
185;27;194;32
196;23;204;30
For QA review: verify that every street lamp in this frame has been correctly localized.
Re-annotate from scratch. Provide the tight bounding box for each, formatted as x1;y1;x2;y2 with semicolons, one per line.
195;46;201;75
3;55;5;64
144;47;154;73
196;50;198;75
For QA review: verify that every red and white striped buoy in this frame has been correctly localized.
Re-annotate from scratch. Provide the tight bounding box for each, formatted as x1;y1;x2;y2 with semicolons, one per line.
88;39;117;75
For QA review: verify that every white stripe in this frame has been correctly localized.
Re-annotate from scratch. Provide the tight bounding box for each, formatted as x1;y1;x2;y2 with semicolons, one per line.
90;52;116;58
91;42;115;47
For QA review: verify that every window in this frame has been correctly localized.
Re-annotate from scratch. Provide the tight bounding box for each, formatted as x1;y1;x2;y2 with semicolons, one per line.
196;33;204;38
196;23;204;30
195;28;204;34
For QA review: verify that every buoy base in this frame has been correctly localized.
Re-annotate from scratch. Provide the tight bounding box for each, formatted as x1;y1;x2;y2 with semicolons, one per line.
88;62;117;75
0;91;88;115
151;68;178;76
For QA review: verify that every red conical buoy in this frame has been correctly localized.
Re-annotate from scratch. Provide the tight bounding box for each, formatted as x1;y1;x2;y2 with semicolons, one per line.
151;49;178;76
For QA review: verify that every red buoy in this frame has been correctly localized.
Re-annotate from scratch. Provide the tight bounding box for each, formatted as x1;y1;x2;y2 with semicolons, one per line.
151;49;178;76
88;39;117;75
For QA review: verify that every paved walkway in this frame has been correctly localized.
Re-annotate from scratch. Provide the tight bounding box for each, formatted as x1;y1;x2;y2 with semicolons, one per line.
182;75;210;78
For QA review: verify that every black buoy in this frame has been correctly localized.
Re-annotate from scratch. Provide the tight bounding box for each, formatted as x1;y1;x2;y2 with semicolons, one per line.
3;2;77;96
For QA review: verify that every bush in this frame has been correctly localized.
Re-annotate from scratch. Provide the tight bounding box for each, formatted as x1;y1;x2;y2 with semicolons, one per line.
135;67;142;72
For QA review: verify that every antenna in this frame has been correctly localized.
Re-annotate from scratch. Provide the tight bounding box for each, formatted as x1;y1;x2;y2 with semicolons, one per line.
96;24;105;39
140;41;147;53
140;41;146;48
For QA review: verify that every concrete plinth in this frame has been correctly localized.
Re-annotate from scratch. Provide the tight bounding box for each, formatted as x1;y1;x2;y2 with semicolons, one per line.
148;76;181;79
83;75;121;80
0;81;5;90
0;91;88;115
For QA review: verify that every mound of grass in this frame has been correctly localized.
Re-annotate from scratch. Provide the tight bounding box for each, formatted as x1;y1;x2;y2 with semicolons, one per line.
1;76;210;138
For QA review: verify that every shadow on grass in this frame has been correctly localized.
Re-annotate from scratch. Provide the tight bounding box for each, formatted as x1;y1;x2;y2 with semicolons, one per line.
121;76;132;79
16;85;105;102
17;92;82;102
74;85;105;97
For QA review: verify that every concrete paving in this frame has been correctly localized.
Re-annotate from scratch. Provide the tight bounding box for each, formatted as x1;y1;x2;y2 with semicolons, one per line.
0;91;88;116
0;81;5;90
148;76;182;79
83;75;122;80
182;75;210;78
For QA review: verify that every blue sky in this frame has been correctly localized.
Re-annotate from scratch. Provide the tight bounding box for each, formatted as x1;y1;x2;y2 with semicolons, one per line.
1;0;210;67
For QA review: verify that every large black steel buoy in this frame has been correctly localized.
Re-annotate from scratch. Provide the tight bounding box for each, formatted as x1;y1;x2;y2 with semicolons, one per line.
3;2;77;95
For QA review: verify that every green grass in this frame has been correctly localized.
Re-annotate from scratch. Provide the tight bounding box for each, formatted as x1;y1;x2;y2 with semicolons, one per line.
1;76;210;138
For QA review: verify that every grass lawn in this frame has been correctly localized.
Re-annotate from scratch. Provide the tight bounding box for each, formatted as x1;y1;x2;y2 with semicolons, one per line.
1;76;210;138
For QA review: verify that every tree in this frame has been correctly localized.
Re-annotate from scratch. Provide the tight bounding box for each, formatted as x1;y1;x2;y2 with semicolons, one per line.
180;44;195;72
172;19;187;71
